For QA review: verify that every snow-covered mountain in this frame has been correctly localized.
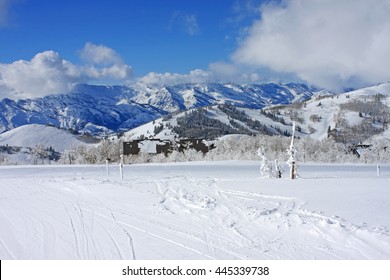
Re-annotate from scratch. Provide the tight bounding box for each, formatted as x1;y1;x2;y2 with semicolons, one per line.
2;81;389;152
0;82;321;135
123;82;390;144
270;82;390;143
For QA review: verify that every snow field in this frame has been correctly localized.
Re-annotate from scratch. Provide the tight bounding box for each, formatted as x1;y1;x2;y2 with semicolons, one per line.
0;124;87;152
0;161;389;260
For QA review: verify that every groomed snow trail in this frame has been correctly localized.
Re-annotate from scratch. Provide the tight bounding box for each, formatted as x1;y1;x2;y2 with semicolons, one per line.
0;162;389;259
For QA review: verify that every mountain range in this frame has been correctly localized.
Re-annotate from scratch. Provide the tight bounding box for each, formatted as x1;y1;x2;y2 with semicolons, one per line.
1;81;390;161
0;82;322;136
123;82;390;145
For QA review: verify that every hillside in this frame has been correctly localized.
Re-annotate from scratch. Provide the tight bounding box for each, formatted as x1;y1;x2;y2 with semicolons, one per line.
0;124;97;152
264;82;390;143
1;82;390;166
0;82;323;135
123;83;390;144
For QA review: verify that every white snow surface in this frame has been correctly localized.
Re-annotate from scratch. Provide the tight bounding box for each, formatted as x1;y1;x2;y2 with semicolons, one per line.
0;161;389;260
0;124;87;152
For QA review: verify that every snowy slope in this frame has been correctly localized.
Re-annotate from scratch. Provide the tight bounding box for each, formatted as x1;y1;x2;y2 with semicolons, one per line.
0;82;323;135
1;82;389;147
290;82;390;140
248;82;390;141
122;105;303;141
0;161;389;260
122;82;390;142
0;124;92;152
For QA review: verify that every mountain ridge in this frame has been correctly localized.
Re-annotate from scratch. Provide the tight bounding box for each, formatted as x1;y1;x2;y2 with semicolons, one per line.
123;82;390;144
0;82;322;135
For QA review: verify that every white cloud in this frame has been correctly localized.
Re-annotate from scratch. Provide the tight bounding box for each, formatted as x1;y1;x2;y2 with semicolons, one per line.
208;61;262;82
233;0;390;91
169;11;200;36
183;14;200;36
137;69;211;85
0;51;82;99
209;61;238;78
80;42;122;65
80;42;132;81
137;62;263;86
0;44;132;99
229;0;262;24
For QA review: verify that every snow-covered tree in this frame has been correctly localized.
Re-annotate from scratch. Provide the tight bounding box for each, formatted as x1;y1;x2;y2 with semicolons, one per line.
0;154;11;165
274;159;282;178
258;147;273;178
59;149;77;164
32;144;48;165
287;122;297;179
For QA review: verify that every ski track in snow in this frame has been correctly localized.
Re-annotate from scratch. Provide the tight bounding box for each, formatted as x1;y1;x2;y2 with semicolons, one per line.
156;176;390;259
0;162;389;259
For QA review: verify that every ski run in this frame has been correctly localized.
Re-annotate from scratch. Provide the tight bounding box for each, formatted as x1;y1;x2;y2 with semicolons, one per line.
0;161;389;260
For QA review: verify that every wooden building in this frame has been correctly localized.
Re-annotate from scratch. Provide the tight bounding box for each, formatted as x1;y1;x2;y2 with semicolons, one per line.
123;138;215;156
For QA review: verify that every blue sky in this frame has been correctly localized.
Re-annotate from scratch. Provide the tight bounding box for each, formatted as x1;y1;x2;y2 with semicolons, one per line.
1;0;263;75
1;0;390;98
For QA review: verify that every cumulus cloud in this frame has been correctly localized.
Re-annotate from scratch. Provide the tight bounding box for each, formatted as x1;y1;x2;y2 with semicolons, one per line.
79;42;132;80
80;42;122;65
0;43;132;99
233;0;390;91
0;51;82;99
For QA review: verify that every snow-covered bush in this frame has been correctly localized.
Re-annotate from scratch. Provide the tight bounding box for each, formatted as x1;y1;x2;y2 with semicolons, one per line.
258;147;272;178
274;159;282;178
55;132;390;165
258;147;280;178
0;154;11;165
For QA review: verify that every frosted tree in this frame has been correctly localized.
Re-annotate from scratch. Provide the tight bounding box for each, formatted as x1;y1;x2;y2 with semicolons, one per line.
59;149;76;164
32;144;48;165
258;147;273;178
183;149;204;162
371;138;390;176
287;122;297;179
0;154;11;165
274;159;282;178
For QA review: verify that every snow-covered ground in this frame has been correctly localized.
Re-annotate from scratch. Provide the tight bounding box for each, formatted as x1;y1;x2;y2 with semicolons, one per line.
0;124;90;152
0;161;389;260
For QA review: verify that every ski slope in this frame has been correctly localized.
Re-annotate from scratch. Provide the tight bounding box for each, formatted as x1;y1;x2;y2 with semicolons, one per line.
0;161;389;260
